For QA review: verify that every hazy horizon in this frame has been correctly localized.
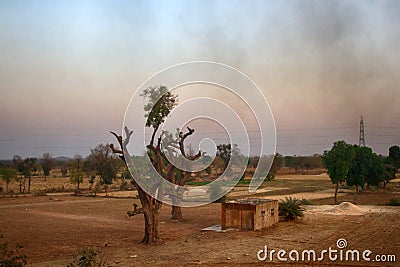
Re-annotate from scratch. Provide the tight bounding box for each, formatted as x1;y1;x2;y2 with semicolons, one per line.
1;0;399;160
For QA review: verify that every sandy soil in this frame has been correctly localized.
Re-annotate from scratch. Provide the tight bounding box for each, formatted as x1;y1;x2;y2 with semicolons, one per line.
275;173;331;181
1;174;399;266
0;194;399;267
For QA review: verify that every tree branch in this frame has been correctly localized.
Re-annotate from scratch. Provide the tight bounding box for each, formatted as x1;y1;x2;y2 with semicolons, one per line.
149;125;159;148
179;126;202;160
127;203;144;217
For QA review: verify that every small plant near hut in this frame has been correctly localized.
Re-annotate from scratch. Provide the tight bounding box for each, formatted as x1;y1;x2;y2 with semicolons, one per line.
278;196;304;221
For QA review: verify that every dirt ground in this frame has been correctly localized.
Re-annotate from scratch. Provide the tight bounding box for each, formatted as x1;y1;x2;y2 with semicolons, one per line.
0;175;399;266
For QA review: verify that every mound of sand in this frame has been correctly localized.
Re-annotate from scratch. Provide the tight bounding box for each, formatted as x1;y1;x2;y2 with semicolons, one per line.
330;202;363;214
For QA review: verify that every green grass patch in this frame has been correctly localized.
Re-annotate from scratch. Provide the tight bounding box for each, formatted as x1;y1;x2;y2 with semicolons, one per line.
185;179;251;186
185;181;210;186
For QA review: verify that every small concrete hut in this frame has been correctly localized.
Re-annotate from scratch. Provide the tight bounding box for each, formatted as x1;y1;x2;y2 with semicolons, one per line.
221;199;278;231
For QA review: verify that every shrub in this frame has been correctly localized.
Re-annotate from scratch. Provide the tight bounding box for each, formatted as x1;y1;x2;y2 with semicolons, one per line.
119;180;128;191
0;233;28;267
279;196;304;220
67;246;106;267
386;198;400;206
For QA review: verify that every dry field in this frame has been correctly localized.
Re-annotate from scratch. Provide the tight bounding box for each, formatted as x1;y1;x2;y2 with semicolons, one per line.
1;174;399;266
0;175;125;194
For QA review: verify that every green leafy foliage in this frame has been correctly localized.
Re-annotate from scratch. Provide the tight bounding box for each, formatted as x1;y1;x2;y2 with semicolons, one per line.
141;85;178;130
283;154;324;170
365;152;385;187
388;145;400;170
323;141;355;203
347;146;369;188
278;196;304;221
85;144;118;186
323;141;355;184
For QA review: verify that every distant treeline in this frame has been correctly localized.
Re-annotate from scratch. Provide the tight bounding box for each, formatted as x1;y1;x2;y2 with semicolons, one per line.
0;144;125;194
246;154;323;170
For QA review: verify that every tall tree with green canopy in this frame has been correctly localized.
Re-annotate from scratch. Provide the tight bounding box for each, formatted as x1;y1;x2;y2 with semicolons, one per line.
110;85;201;244
347;146;371;193
86;144;117;186
143;85;178;147
323;141;355;204
365;152;385;187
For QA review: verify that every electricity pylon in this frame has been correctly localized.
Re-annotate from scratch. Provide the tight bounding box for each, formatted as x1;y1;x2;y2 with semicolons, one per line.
359;115;365;147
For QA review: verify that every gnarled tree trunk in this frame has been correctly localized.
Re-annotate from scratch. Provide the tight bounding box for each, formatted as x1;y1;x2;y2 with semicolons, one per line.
334;182;339;204
170;200;183;222
111;128;163;244
168;128;202;221
137;187;162;244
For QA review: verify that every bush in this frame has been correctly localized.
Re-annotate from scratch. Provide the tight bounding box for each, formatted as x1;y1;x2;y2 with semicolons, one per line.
386;198;400;206
279;196;304;221
67;246;106;267
0;233;28;267
119;180;129;191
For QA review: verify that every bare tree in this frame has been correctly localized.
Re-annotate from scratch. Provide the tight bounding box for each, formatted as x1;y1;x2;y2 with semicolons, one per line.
110;86;201;243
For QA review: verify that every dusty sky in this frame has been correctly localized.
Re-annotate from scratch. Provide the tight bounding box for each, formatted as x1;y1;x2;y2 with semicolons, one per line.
0;0;399;159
